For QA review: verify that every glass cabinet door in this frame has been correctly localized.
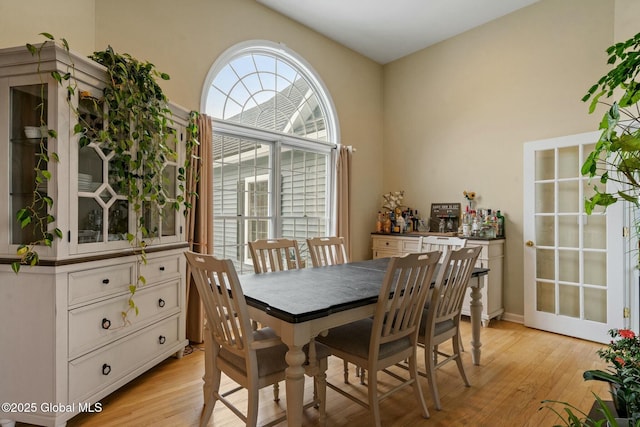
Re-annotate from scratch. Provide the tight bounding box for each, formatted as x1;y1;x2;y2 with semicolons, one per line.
76;92;130;247
142;125;181;242
10;84;48;246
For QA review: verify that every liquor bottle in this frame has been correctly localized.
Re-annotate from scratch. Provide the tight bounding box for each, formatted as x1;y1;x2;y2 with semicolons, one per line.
496;210;505;237
413;210;420;231
376;211;383;233
462;210;471;237
383;212;392;234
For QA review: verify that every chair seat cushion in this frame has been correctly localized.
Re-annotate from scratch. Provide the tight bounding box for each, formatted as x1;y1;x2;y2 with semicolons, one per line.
220;327;330;377
317;318;411;360
418;308;455;339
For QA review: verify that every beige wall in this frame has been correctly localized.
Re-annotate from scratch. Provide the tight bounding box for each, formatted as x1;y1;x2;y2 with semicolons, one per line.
382;0;614;318
0;0;96;56
2;0;634;319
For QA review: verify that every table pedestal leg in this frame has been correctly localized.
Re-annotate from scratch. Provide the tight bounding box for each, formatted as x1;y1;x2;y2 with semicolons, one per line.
285;345;306;427
470;283;483;366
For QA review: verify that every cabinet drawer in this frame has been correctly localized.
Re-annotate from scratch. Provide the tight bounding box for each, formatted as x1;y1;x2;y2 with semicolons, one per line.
69;262;136;306
139;254;181;283
69;315;181;402
372;237;401;251
68;279;181;358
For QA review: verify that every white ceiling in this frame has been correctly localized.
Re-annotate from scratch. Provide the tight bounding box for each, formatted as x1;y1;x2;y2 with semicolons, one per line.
257;0;539;64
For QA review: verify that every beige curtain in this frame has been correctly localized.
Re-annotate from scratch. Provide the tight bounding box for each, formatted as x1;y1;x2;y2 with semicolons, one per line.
185;113;213;343
336;145;353;260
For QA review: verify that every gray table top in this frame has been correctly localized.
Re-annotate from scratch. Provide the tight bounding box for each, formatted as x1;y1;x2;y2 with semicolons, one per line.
240;258;488;324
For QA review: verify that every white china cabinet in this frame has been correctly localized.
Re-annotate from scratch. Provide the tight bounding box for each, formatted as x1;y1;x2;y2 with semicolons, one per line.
0;44;189;427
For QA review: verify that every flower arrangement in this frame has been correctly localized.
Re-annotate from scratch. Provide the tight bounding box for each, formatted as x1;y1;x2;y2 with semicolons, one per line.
381;190;404;211
584;329;640;420
463;190;476;210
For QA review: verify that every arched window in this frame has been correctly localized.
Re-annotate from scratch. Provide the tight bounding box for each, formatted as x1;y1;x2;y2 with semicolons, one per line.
202;41;339;272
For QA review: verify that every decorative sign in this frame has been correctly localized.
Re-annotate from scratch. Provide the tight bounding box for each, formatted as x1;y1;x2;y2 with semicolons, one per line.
430;203;461;219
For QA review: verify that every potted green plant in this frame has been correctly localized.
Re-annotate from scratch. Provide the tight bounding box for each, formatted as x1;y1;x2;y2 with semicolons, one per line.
14;33;198;321
583;329;640;424
581;31;640;266
543;30;640;427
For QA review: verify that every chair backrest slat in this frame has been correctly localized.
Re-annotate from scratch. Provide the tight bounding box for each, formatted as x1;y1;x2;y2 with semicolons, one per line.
248;238;302;273
373;251;441;352
306;236;349;267
431;246;482;324
420;236;467;259
185;251;253;356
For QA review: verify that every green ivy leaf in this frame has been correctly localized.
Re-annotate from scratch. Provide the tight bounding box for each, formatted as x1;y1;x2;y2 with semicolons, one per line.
11;262;20;274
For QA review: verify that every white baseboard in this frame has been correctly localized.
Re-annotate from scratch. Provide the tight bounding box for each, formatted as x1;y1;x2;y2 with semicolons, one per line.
500;312;524;324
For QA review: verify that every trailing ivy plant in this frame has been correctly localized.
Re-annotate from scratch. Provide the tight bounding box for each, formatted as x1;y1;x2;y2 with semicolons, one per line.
16;33;197;324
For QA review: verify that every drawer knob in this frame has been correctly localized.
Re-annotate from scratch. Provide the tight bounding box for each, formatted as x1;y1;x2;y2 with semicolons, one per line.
102;278;110;284
101;318;111;330
159;266;165;271
102;363;111;376
158;298;166;308
158;335;166;345
385;242;389;246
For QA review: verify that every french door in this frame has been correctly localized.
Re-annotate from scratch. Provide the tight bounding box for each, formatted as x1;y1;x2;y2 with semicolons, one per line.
523;131;625;343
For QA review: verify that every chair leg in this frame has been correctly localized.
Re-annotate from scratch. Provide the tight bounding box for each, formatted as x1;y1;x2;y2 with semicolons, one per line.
201;328;220;427
343;360;349;383
426;345;442;410
247;379;260;427
367;369;382;427
408;353;430;419
453;333;470;387
273;382;280;402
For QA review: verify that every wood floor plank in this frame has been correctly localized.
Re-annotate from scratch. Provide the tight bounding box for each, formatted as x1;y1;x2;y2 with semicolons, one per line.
14;319;611;426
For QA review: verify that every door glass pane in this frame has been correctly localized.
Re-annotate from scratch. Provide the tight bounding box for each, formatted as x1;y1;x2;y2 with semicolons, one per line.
536;281;555;313
535;182;554;213
558;181;579;213
584;214;606;249
558;250;579;282
558;146;579;179
535;216;554;246
559;284;580;318
535;149;554;181
558;215;579;247
584;251;606;286
536;248;555;280
584;287;607;322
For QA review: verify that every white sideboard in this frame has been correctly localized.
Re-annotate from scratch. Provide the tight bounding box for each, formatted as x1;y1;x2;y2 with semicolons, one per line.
371;233;504;326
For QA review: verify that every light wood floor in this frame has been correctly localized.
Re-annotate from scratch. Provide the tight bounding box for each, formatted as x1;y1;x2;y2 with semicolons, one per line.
21;320;610;426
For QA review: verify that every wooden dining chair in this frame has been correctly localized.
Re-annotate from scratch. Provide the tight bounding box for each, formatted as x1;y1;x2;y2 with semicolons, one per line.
419;235;467;266
418;245;482;410
306;236;349;267
306;236;364;383
317;251;442;427
248;238;303;273
184;251;328;427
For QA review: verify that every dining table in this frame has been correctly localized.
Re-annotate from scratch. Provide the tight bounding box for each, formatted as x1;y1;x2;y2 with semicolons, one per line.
204;257;488;427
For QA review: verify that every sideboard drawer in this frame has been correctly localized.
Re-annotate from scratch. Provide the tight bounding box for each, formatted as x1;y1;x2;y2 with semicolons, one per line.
68;315;181;402
68;262;136;306
139;253;181;283
68;280;181;358
372;237;402;251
